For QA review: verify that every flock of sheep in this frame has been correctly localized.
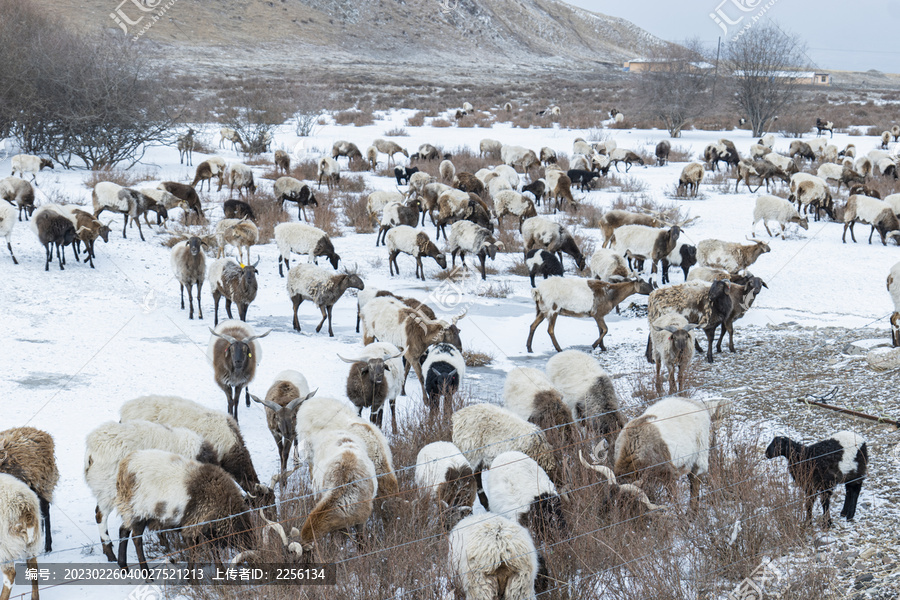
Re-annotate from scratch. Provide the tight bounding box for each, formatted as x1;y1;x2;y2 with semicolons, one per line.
1;109;894;600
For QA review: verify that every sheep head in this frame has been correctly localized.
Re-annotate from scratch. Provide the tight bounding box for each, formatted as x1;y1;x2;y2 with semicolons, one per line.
250;390;317;442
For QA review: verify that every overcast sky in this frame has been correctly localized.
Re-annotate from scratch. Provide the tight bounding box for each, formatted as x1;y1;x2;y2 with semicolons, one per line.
567;0;900;73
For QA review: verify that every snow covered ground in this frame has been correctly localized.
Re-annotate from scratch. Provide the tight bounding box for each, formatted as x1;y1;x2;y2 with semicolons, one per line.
2;112;899;599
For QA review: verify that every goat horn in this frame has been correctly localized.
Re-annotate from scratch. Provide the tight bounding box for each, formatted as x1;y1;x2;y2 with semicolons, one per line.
451;310;467;325
246;329;271;342
386;351;403;360
251;257;261;268
249;393;281;412
230;550;260;566
270;466;301;489
286;390;316;411
578;450;616;484
337;354;362;364
208;327;238;344
258;511;290;547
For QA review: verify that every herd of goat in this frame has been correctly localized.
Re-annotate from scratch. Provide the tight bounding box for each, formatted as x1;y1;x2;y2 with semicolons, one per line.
1;113;891;600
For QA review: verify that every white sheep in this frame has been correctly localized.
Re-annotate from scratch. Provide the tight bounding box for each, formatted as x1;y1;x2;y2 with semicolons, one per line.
227;162;256;198
842;194;900;246
317;156;341;188
274;222;340;276
749;143;769;159
545;350;625;438
613;224;682;275
589;248;634;282
570;154;591;171
386;225;447;280
414;441;476;512
170;236;207;320
788;172;834;221
485;451;564;539
446;220;502;280
0;176;35;221
685;266;732;283
366;190;405;226
855;155;873;177
0;201;18;264
503;367;575;449
649;314;697;394
696;238;770;273
10;154;53;183
448;512;538;600
573;140;594;156
501;145;540;172
888;261;900;347
0;473;41;600
493;190;537;227
479;138;502;158
752;194;809;239
758;133;775;149
677;162;705;197
215;218;259;263
440;159;456;183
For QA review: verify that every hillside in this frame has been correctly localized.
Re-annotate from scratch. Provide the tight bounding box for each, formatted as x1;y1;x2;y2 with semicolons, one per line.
31;0;666;77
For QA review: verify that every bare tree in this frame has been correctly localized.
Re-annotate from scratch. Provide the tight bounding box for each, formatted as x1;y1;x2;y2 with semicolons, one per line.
634;40;713;138
221;81;295;155
725;24;809;138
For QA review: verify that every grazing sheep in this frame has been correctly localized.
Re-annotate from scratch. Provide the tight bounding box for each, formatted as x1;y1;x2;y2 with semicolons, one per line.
614;224;681;276
735;159;791;193
317;156;341;189
0;176;35;221
10;154;53;183
545;350;625;439
494;190;537;228
752;195;809;239
138;187;182;227
207;320;270;421
249;370;317;473
703;141;735;171
377;199;420;247
30;205;76;270
816;163;865;191
599;210;662;249
479;138;502;158
275;222;340;276
0;474;41;600
875;157;899;179
0;201;18;264
843;194;900;246
815;118;834;138
223;199;256;222
274;177;319;221
191;158;227;192
158;181;202;221
439;159;456;183
893;125;900;142
58;206;111;268
485;451;566;543
570;155;591;172
686;267;732;282
578;448;663;520
521;217;586;271
355;288;437;334
170;235;208;319
214;218;259;263
763;152;798;176
93;182;164;242
332;140;363;162
838;143;856;158
649;314;697;394
219;127;244;151
415;441;476;516
677;162;705;197
525;249;564;288
365;145;378;171
273;149;291;174
208;258;260;326
386;225;447;280
547;172;576;212
855;155;874;178
696;238;770;273
367;190;405;226
0;428;58;553
765;432;867;527
453;172;486;196
789;140;816;162
609;148;645;173
446;220;502;280
501;145;540;173
588;247;635;312
788;173;834;221
227;162;256;198
420;342;466;414
503;367;576;449
435;190;493;240
394;166;420;186
287;263;364;336
655;140;671;166
339;343;403;430
749;143;769;160
527;277;653;352
614;397;715;508
521;179;547;206
888;261;900;347
540;147;557;165
373;139;408;166
660;241;697;285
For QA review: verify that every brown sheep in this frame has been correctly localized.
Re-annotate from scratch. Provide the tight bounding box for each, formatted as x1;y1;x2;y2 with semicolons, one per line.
0;427;59;552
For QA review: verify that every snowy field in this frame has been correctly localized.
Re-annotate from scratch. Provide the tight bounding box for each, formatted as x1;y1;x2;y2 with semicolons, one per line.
3;111;900;599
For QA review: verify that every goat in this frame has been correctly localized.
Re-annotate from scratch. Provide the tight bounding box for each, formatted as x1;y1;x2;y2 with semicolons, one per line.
170;235;208;320
177;127;194;165
0;176;35;221
191;159;226;192
219;127;244;151
275;222;340;275
29;205;76;270
274;177;318;222
208;258;260;326
696;238;770;273
339;343;404;430
208;320;270;421
599;210;662;248
525;248;564;288
655;140;671;166
386;226;447;280
446;220;503;280
0;474;42;600
649;314;697;394
249;370;317;473
214;218;259;264
521;217;586;271
287;263;365;336
158;181;202;221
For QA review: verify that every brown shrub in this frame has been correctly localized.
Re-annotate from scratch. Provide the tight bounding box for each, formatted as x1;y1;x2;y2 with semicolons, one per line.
462;349;494;367
384;127;409;137
343;193;375;234
405;112;426;127
246;190;290;244
333;109;376;126
431;118;452;128
311;191;342;238
82;167;156;189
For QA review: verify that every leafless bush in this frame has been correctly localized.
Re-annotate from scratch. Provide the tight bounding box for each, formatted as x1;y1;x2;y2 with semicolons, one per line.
342;193;375;234
431;118;452;128
405;112;426;127
475;280;511;298
564;203;603;229
384;127;409;137
777;112;813;138
462;349;494;367
333;109;375;126
611;193;692;225
668;144;694;162
312;191;342;238
220;81;294;155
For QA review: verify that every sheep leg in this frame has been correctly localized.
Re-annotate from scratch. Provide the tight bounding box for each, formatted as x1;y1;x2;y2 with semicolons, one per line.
654;359;663;395
326;305;334;337
667;366;678;395
547;314;565;352
40;496;52;552
279;256;289;277
478;251;486;281
416;256;424;281
121;215;128;239
56;242;64;270
5;240;16;264
400;359;411;396
450;249;458;269
238;301;248;322
276;436;288;474
590;315;608;351
180;283;186;310
292;296;303;331
526;312;546;353
821;491;833;528
704;328;715;363
1;564;14;600
212;293;222;326
841;480;863;521
688;471;701;510
95;505;117;562
225;298;234;320
132;522;151;572
315;305;328;334
849;221;857;243
117;525;131;570
868;225;875;245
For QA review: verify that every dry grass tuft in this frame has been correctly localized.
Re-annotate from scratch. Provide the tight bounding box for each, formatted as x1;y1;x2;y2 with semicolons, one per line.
246;190;290;244
384;127;409;137
82;167;156;189
431;118;452;128
462;349;494;367
333;109;376;126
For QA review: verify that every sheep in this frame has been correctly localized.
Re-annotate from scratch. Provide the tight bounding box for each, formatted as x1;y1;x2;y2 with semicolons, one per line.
365;145;378;170
272;149;291;175
226;162;256;199
287;263;364;336
332;140;363;162
169;235;208;320
704;141;738;171
114;449;256;571
752;194;809;239
522;249;562;288
355;288;438;334
214;217;259;263
593;139;616;155
394;165;419;185
545;350;625;440
609;148;645;173
439;159;456;183
275;222;340;276
501;145;540;173
0;474;41;600
855;155;874;178
219;126;244;151
462;102;474;112
763;152;798;175
338;343;404;430
815;118;834;138
386;225;447;280
406;171;435;203
660;241;697;285
875;157;898;179
842;194;900;246
527;276;653;353
453;172;486;196
749;143;769;160
84;419;219;561
614;224;681;276
373;138;408;166
0;428;58;554
92;182;164;242
175;127;195;165
893;125;900;142
503;367;576;451
614;396;714;508
446;220;502;280
191;158;227;192
414;441;476;516
420;342;466;414
838;143;856;158
366;190;405;227
0;202;17;264
208;258;260;326
274;176;319;221
765;432;867;527
677;162;705;197
758;133;775;149
588;247;635;313
521;179;547;206
570;155;591;172
493;191;537;228
788;173;834;221
248;370;317;473
29;205;76;270
138;187;182;227
521;217;586;271
223;199;256;222
573;140;593;157
789;140;816;162
10;154;53;183
479;138;502;158
655;140;671;166
540;147;557;165
578;447;664;521
598;210;662;249
207;320;270;421
735;159;790;193
377;200;420;246
0;176;35;221
60;204;113;269
360;295;464;400
158;181;202;221
317;156;341;188
448;512;538;600
686;266;732;283
649;314;697;395
696;238;770;273
817;163;866;191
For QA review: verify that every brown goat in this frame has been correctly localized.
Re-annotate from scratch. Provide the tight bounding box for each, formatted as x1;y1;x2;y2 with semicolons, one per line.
274;149;291;174
208;321;270;421
159;181;202;220
191;160;225;192
69;208;111;268
452;172;485;195
0;427;59;552
250;371;316;474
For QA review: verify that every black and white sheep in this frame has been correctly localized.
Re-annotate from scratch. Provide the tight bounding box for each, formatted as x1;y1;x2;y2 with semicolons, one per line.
521;217;586;271
339;342;404;431
545;350;625;439
0;474;42;600
394;166;419;186
815;118;834;138
842;195;900;246
275;222;340;276
420;342;466;414
273;176;319;222
696;238;770;273
377;200;421;247
485;451;567;541
287;263;364;336
648;314;697;395
0;176;35;221
208;257;260;325
660;240;697;285
414;441;476;516
207;320;270;421
29;205;76;271
93;182;165;242
613;224;681;276
446;220;502;280
503;367;576;450
317;157;341;189
0;427;59;552
788;173;834;222
525;249;564;288
765;431;867;527
386;225;447;280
